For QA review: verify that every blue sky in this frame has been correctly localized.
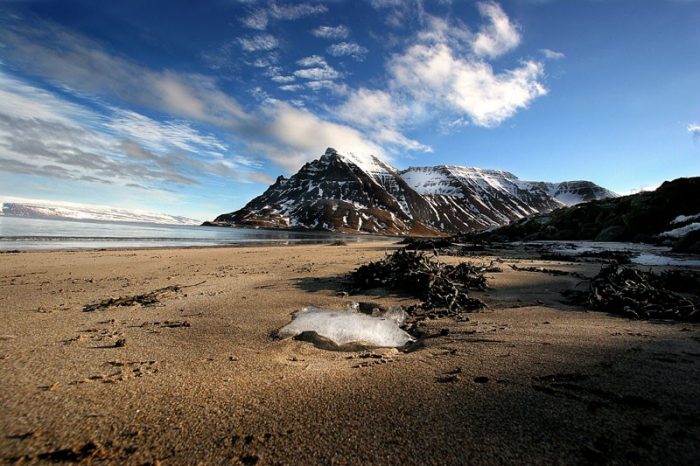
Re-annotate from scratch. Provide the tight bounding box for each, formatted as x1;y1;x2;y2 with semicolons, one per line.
0;0;698;220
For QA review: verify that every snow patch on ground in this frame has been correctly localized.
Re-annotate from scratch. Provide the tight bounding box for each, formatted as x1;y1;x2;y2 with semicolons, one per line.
660;223;700;238
671;213;700;225
278;306;414;349
632;254;700;267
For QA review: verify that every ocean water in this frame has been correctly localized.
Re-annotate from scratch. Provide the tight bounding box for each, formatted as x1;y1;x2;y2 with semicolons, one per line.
0;216;388;251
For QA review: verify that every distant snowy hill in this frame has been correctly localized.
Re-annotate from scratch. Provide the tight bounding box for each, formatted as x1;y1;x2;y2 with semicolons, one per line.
212;148;617;235
0;197;201;226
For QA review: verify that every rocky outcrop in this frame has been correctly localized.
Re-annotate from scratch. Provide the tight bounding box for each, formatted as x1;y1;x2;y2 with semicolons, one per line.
474;177;700;247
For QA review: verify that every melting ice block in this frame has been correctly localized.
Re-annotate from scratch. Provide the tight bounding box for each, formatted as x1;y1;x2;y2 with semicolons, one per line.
278;306;414;349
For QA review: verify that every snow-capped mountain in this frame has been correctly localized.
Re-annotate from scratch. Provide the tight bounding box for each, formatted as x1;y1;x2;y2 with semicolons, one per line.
0;197;201;225
213;148;439;235
212;148;616;235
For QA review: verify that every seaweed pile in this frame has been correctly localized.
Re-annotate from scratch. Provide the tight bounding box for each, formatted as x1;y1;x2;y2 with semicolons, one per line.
351;249;488;315
566;265;700;321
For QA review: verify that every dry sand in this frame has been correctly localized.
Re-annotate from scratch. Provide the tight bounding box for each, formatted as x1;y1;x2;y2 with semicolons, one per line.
0;242;699;465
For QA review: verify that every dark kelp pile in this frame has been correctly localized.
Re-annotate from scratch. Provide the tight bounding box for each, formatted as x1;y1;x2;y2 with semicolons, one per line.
565;265;700;322
351;249;488;315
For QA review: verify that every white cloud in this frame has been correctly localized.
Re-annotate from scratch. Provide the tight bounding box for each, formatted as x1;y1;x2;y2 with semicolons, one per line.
294;56;341;80
305;80;348;94
241;9;268;30
375;128;432;152
311;25;350;40
240;2;327;30
368;0;403;7
337;88;407;129
337;88;429;152
279;84;304;92
295;67;341;81
0;70;93;125
472;1;521;58
268;2;328;20
250;86;271;103
296;55;327;67
367;0;425;29
540;48;565;60
258;101;385;172
327;42;369;60
388;19;546;127
251;55;278;68
105;109;228;154
690;123;700;143
238;34;279;52
270;75;296;83
332;4;545;154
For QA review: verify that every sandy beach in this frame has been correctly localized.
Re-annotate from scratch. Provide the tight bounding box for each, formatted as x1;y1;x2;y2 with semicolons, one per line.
1;242;699;465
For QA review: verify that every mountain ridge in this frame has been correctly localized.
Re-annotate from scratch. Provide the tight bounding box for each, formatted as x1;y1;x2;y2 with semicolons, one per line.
0;197;201;226
212;148;616;235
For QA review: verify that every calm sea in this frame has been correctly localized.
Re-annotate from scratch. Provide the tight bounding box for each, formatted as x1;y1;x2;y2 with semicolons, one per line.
0;216;388;251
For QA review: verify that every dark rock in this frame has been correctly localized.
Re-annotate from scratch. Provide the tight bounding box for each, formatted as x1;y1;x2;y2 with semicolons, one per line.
594;225;627;241
672;229;700;253
473;177;700;251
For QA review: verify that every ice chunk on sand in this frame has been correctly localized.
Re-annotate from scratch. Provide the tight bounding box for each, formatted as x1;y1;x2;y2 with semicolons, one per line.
278;306;414;350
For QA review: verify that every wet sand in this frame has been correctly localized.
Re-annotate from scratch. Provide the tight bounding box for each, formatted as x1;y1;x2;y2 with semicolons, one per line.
1;242;699;464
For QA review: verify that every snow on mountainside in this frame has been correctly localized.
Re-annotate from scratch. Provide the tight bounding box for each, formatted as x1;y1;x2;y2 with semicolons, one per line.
0;197;201;225
212;148;617;235
400;166;564;229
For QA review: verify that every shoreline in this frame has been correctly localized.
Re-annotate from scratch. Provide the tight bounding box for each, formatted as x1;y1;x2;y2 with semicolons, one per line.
1;242;699;464
0;235;399;254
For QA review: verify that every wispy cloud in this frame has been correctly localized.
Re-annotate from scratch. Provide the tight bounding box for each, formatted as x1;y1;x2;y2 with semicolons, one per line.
311;25;350;40
0;21;397;175
238;34;279;52
270;75;296;83
540;48;565;60
240;1;327;31
0;69;260;190
472;1;521;58
689;122;700;143
294;55;342;80
105;109;228;154
268;1;328;20
296;55;327;67
241;9;269;30
254;101;385;172
0;21;250;128
327;42;368;60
